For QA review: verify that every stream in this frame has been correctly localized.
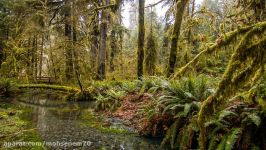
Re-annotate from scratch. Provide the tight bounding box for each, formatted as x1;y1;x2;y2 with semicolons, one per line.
12;92;166;150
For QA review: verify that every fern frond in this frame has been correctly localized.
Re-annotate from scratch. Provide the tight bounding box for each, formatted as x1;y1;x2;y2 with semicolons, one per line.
170;119;179;149
217;134;227;150
218;110;238;121
247;113;261;127
225;128;241;150
208;135;219;150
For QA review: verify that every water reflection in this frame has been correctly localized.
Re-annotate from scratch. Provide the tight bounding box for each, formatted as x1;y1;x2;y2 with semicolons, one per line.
16;94;166;150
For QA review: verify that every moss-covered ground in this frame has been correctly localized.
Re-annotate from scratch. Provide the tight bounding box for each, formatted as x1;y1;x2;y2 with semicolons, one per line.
0;102;45;150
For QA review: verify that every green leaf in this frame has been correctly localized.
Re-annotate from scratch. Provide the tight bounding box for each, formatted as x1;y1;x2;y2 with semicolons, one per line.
225;128;241;150
247;113;261;127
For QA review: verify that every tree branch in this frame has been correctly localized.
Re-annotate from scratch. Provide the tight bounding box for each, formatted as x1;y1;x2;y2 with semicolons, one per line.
145;0;165;8
171;21;266;79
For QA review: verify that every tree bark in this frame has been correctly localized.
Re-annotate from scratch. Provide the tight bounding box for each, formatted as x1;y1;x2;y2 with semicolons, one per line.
65;0;74;81
97;0;109;80
167;0;190;77
109;1;122;73
39;35;44;77
34;35;38;81
137;0;145;79
109;29;116;72
91;14;99;78
72;0;79;74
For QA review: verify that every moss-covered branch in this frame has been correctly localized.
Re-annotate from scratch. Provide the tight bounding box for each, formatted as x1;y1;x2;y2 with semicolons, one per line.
18;84;94;101
18;84;80;93
172;21;266;79
197;27;266;150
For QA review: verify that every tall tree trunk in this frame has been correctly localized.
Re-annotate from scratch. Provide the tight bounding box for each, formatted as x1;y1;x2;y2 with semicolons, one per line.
109;29;116;72
34;35;38;80
187;0;195;45
72;0;79;73
65;0;74;81
162;17;170;67
109;2;122;73
118;5;123;73
97;0;109;80
48;35;57;78
39;35;44;77
31;37;35;78
166;0;189;77
91;14;99;78
73;26;79;72
137;0;145;79
27;38;31;77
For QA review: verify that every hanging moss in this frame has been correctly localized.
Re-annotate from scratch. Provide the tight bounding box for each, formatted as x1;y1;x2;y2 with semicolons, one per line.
197;25;266;150
172;21;266;79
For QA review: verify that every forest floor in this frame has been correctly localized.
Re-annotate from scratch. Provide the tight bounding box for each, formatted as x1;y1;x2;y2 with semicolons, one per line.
99;92;171;137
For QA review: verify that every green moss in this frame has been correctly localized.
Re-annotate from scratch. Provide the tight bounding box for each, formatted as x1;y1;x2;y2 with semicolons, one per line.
0;103;45;150
173;20;266;79
18;84;80;93
18;84;94;102
79;110;130;134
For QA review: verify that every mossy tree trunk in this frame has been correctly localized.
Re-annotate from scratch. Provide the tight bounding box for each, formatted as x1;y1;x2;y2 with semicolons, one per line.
118;5;123;73
198;23;266;150
38;35;43;77
137;0;145;79
65;0;74;81
145;31;157;75
109;1;122;73
29;35;38;81
167;0;190;77
72;0;79;75
34;36;38;80
97;0;109;80
26;38;31;77
109;29;116;72
91;12;99;79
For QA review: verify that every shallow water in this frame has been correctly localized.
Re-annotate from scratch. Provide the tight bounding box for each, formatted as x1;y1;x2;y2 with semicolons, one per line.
14;93;166;150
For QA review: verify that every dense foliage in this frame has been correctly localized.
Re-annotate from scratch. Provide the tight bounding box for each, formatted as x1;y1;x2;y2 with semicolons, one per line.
0;0;265;149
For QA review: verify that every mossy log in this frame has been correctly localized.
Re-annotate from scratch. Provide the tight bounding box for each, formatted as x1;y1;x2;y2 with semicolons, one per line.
18;84;80;93
18;84;94;101
172;21;266;79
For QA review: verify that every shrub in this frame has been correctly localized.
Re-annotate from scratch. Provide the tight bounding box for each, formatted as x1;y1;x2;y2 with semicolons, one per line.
0;78;18;97
95;89;125;111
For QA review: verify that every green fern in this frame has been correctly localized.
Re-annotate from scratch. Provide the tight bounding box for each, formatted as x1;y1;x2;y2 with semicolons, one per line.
121;81;139;93
208;135;220;150
217;134;227;150
94;89;125;111
159;76;212;149
225;128;241;150
0;78;18;97
247;113;261;127
160;119;180;149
